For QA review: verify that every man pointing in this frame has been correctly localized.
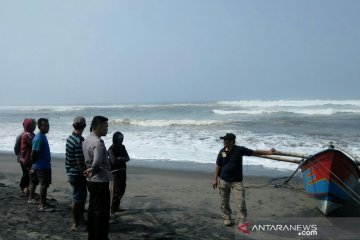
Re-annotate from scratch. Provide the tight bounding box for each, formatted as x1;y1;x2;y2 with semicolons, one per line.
212;133;275;227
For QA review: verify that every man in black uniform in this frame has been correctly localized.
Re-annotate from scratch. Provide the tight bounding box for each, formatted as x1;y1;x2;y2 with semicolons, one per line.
212;133;275;227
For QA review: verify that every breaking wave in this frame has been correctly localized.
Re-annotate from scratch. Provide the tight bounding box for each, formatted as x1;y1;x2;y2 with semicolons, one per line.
217;100;360;108
111;118;224;127
213;108;360;115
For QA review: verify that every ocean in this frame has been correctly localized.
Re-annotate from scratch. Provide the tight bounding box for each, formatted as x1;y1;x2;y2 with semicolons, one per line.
1;100;359;171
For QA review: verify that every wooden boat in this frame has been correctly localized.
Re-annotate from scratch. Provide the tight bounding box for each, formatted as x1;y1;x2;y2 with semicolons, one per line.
299;148;360;215
258;147;360;215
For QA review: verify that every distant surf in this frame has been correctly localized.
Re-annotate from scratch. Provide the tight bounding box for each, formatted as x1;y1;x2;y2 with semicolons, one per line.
1;100;359;171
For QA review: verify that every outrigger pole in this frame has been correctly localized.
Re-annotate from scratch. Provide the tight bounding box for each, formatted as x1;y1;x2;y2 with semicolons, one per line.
266;150;309;159
256;155;302;164
255;151;309;184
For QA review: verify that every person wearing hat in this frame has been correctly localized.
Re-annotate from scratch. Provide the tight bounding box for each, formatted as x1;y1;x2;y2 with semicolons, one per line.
212;133;275;227
65;116;88;230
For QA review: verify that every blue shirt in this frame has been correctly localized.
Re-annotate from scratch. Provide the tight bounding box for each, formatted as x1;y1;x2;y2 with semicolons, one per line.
216;145;253;182
32;133;51;170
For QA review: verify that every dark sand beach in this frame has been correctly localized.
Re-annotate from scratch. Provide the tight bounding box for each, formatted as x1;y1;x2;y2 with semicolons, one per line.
1;152;360;240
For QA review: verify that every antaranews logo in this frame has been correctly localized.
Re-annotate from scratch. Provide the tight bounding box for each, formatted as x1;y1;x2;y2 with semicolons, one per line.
238;221;318;237
238;222;251;234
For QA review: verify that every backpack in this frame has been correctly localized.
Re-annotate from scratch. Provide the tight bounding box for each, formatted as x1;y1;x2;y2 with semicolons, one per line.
14;133;22;156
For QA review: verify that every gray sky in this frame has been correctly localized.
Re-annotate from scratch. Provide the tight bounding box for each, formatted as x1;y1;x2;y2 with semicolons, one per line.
0;0;359;105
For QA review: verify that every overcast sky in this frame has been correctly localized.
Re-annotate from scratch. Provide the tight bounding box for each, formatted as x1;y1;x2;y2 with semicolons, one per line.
0;0;359;105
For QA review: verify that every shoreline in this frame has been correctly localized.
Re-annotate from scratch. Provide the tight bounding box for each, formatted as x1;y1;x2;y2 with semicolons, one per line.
0;150;295;177
2;151;360;239
0;151;308;240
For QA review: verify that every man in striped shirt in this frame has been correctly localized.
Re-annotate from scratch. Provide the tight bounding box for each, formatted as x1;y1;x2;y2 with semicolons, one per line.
65;116;88;230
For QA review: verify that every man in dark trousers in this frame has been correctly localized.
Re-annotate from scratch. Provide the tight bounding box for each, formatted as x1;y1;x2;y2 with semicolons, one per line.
212;133;275;228
15;118;36;196
83;116;111;240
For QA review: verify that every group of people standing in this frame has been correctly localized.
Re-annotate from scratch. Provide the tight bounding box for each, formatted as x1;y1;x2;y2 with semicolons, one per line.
14;118;52;211
15;115;130;240
14;115;276;238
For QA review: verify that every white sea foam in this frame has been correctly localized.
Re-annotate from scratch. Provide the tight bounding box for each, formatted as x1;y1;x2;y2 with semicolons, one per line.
1;100;359;171
290;109;360;115
0;105;87;112
0;120;303;171
111;118;224;127
213;109;276;115
1;127;358;171
217;100;360;108
213;108;360;115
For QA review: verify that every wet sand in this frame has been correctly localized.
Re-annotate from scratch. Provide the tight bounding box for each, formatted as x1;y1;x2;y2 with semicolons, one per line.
0;152;338;240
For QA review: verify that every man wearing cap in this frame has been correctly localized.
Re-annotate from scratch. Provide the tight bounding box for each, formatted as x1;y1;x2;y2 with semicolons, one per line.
65;116;88;230
212;133;275;227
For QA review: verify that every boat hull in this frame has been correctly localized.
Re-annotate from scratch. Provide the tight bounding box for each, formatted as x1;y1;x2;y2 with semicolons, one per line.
300;149;360;215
